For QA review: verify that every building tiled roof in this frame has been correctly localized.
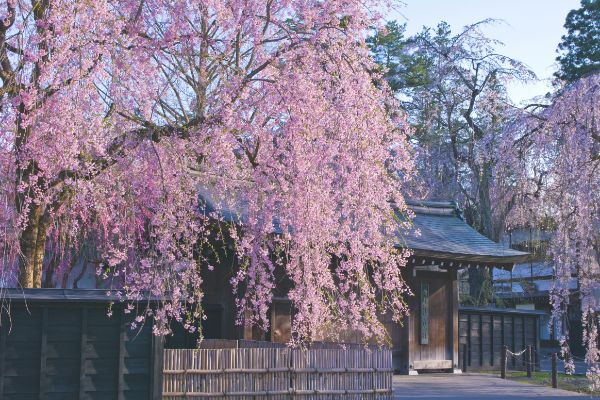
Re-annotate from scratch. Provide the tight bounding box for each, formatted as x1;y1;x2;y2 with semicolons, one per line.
459;305;547;317
198;190;528;267
400;200;529;266
0;288;164;302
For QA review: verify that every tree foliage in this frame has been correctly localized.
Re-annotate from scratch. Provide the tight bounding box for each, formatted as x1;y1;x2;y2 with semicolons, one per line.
369;20;535;304
556;0;600;83
367;21;430;93
0;0;415;344
498;73;600;385
370;20;534;240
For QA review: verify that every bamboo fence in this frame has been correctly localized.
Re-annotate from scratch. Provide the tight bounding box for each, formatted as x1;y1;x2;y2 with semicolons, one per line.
162;346;393;399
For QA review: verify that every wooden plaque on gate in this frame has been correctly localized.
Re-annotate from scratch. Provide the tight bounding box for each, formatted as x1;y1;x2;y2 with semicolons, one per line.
420;282;429;344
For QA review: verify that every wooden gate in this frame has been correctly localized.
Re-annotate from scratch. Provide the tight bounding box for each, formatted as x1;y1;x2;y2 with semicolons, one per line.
162;347;393;399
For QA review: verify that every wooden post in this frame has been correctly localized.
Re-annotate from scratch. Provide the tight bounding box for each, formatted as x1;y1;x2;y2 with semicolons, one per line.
79;308;88;399
462;343;467;373
534;315;540;371
289;348;294;395
501;345;507;379
551;353;558;389
0;313;6;398
500;315;505;367
479;314;483;367
466;314;471;369
522;317;526;370
490;315;494;367
526;345;532;378
117;308;126;400
511;316;516;368
39;307;48;400
150;331;164;400
451;269;459;371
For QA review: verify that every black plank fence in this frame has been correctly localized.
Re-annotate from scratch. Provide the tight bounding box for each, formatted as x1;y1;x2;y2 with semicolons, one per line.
0;290;393;400
0;289;163;400
458;306;545;372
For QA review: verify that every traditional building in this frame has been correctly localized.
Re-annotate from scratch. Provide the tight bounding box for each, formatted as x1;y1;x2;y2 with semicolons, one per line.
189;199;529;374
492;227;595;356
388;200;528;373
4;196;528;374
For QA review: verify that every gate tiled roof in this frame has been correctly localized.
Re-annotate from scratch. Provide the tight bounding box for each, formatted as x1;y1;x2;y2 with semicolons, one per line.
400;200;528;267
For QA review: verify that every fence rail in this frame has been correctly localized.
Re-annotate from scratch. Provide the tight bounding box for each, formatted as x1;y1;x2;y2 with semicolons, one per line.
163;347;393;399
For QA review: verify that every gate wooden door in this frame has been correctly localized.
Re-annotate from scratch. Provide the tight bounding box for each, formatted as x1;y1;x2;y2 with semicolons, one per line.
410;271;454;370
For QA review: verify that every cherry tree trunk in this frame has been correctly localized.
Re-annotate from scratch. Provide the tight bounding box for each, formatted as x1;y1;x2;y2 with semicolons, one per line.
478;163;496;242
17;204;47;288
467;162;496;305
13;84;52;287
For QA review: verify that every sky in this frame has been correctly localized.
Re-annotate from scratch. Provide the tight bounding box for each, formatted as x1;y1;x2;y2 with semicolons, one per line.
389;0;581;104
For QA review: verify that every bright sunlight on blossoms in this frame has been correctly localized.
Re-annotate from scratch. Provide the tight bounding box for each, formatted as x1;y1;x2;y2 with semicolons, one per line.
0;0;415;345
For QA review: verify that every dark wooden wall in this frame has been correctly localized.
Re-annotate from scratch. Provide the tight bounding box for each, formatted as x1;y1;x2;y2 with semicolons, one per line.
0;297;162;400
459;307;542;371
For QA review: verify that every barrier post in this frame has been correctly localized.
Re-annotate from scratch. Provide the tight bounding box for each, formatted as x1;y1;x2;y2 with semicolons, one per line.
462;343;467;373
526;346;532;378
551;353;558;389
501;345;507;379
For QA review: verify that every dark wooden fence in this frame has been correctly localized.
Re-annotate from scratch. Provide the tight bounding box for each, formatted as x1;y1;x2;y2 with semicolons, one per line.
162;346;393;399
0;289;163;400
0;290;392;400
458;306;545;371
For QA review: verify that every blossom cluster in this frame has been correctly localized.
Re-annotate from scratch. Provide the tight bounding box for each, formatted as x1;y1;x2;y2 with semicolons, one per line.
498;74;600;382
0;0;413;345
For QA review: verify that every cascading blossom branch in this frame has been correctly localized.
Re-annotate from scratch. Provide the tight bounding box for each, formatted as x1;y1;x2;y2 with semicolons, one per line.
497;73;600;386
0;0;414;344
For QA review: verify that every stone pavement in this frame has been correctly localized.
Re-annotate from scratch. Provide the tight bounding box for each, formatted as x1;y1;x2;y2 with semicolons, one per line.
393;373;595;399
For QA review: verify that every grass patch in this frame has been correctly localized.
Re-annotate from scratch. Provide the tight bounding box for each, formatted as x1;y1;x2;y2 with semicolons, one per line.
479;370;597;395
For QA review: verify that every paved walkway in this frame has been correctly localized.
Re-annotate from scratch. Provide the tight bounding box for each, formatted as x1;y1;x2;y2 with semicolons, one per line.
393;373;595;399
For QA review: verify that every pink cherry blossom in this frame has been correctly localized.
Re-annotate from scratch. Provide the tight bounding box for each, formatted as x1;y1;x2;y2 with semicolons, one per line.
0;0;413;345
498;73;600;384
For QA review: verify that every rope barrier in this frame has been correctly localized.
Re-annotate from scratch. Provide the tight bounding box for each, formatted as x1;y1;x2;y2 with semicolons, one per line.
506;348;527;356
504;347;538;371
504;347;586;361
501;348;565;389
538;353;586;362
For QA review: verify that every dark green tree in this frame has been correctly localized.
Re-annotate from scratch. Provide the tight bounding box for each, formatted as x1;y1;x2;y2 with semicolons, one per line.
367;21;431;92
556;0;600;83
368;20;535;305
